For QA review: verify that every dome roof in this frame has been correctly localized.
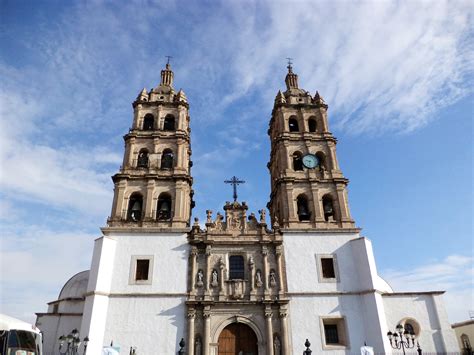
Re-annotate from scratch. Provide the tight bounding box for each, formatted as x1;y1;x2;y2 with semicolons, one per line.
58;270;89;300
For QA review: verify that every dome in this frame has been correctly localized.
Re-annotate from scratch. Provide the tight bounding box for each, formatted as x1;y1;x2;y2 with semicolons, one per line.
58;270;89;300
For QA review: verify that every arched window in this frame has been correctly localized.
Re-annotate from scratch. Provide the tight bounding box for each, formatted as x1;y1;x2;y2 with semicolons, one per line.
322;195;335;221
288;116;299;132
143;114;154;131
163;114;175;131
157;193;172;220
161;149;174;169
308;117;317;132
404;323;415;335
137;149;149;168
297;194;310;221
293;152;303;171
316;152;327;171
127;193;143;222
229;255;244;280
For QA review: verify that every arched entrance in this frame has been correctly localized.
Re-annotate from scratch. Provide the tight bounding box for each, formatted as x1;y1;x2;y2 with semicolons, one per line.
218;323;258;355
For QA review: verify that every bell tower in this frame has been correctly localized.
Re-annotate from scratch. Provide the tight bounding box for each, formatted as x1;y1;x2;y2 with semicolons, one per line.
267;63;355;229
107;61;194;229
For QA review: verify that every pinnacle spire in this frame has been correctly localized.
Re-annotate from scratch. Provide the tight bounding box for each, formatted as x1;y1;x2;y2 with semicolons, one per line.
285;58;299;90
160;57;174;87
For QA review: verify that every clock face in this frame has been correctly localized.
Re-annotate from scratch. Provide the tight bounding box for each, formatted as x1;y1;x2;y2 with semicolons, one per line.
302;154;319;169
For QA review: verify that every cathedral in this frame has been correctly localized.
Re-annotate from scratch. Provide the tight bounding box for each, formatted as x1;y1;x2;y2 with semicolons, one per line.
36;63;459;354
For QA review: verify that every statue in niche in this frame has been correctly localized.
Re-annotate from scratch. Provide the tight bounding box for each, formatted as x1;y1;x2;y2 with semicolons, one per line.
258;209;266;223
206;210;213;224
195;337;202;355
269;270;277;287
255;270;263;288
215;212;224;230
230;216;241;230
211;269;218;287
274;336;281;355
273;215;280;228
196;269;204;287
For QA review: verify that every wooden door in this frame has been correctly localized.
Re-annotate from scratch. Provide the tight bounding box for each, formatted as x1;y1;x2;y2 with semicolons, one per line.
218;323;258;355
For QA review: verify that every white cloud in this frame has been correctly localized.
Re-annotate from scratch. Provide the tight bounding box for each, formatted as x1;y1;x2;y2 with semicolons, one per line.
382;255;474;323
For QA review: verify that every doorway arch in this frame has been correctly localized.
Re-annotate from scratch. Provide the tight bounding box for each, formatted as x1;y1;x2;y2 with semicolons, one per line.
218;323;258;355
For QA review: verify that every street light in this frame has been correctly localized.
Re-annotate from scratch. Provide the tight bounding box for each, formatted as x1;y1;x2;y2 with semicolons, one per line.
303;339;312;355
387;324;422;355
178;338;185;355
58;329;89;355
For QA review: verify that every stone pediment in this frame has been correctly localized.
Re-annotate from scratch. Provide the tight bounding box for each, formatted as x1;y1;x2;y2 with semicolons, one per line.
189;201;280;242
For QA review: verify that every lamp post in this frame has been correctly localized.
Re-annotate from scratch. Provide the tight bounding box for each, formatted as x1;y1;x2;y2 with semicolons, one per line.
178;338;185;355
303;339;312;355
387;324;421;355
58;329;89;355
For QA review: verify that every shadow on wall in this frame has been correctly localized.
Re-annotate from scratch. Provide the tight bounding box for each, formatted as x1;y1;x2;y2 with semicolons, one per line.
158;301;186;352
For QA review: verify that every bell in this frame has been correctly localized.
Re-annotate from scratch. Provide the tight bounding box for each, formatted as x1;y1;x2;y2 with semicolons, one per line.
324;201;333;214
160;201;170;211
131;201;141;211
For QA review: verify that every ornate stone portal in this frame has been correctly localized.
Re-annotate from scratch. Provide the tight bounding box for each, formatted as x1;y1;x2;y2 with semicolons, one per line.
187;201;289;355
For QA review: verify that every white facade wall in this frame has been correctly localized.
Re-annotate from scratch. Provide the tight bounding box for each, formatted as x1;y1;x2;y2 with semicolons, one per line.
383;294;459;353
37;314;82;355
80;232;188;354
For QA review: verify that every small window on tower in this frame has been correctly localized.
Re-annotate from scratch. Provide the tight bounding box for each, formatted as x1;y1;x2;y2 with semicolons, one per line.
321;258;336;278
135;259;150;281
229;255;245;280
293;152;303;171
161;149;174;169
129;255;154;285
163;114;176;131
321;317;348;348
308;117;317;132
288;116;299;132
316;152;327;171
143;114;154;130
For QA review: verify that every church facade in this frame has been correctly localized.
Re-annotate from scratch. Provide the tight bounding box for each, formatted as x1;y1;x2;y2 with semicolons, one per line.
36;63;459;355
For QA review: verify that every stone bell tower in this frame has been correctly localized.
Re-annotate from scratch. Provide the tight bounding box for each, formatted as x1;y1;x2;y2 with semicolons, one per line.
107;62;194;229
267;63;355;230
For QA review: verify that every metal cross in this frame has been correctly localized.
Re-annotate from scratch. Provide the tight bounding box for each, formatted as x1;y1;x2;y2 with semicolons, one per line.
224;176;245;202
165;55;172;65
286;57;293;66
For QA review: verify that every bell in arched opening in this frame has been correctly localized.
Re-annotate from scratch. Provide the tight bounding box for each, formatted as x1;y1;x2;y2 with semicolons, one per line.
157;194;172;220
323;196;335;221
297;195;310;221
128;195;143;222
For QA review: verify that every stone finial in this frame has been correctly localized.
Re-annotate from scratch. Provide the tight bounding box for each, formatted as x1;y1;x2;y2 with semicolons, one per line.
275;90;286;104
314;91;326;105
206;210;213;224
193;217;200;226
258;209;266;224
175;89;187;103
137;88;148;101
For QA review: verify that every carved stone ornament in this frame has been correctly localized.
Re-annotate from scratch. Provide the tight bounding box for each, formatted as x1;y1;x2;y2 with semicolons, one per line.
255;270;263;288
230;280;244;300
211;269;219;287
206;210;213;224
187;310;196;319
196;269;204;287
269;270;277;287
258;209;266;223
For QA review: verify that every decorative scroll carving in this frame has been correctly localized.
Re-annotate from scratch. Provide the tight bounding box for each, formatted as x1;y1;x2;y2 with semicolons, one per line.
187;310;196;318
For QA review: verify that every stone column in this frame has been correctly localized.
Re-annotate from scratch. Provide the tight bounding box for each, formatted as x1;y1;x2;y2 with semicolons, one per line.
205;245;211;299
279;308;289;355
262;247;269;297
265;307;274;355
275;246;284;295
145;180;155;219
187;309;196;355
218;257;226;299
203;307;211;355
336;185;350;221
189;247;197;297
328;141;339;171
249;256;255;299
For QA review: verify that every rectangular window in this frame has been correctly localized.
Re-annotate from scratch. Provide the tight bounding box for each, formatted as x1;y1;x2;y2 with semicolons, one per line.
316;254;339;283
229;255;245;279
135;259;150;281
324;324;339;344
320;317;348;348
129;255;154;285
321;258;336;278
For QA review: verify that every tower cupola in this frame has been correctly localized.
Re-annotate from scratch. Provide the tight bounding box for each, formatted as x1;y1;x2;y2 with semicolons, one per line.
160;62;174;87
285;63;299;90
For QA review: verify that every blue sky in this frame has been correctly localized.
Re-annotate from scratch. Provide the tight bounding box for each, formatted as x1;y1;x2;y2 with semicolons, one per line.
0;0;472;324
